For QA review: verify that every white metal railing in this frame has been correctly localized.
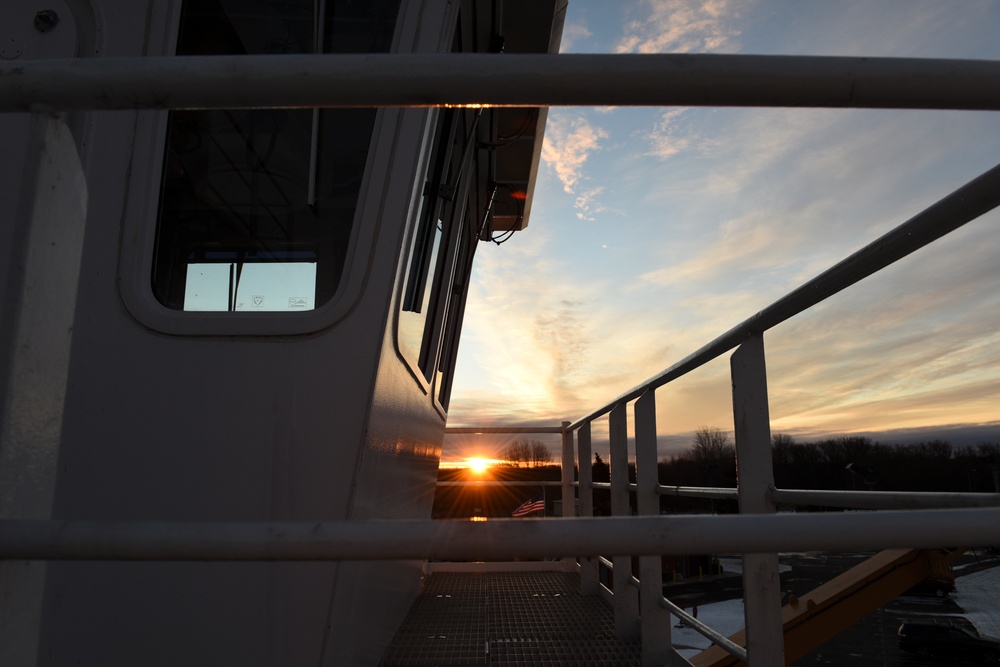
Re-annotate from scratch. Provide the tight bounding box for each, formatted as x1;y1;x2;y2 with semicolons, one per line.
435;419;1000;662
4;54;1000;111
567;162;1000;430
5;52;1000;666
4;509;1000;561
660;596;747;663
769;488;1000;510
434;152;1000;661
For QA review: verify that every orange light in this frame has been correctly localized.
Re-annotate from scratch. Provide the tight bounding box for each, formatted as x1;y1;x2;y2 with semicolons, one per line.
470;516;488;522
467;457;490;474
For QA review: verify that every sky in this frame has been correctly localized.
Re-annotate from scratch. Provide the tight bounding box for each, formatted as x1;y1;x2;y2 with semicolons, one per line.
443;0;1000;464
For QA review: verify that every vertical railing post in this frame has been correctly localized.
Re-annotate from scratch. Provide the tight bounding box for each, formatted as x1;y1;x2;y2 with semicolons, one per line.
577;421;599;594
560;420;576;572
635;389;673;665
609;403;640;638
732;333;784;667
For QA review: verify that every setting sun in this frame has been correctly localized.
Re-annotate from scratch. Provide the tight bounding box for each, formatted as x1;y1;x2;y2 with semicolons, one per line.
466;457;491;474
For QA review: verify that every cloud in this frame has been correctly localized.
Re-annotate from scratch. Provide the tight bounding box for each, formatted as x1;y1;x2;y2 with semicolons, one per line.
638;210;793;287
574;186;607;221
770;1;998;59
764;223;1000;434
633;103;998;293
448;2;1000;455
615;0;744;54
643;108;694;159
559;21;593;52
540;112;610;221
541;113;609;195
447;232;596;424
449;229;694;428
627;188;1000;443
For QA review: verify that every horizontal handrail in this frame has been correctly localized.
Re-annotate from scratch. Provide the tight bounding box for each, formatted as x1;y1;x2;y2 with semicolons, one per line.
660;596;748;663
436;480;564;487
770;488;1000;510
439;479;1000;509
7;43;997;667
3;509;999;561
658;486;739;500
569;160;1000;429
4;53;1000;112
444;425;565;434
435;471;1000;508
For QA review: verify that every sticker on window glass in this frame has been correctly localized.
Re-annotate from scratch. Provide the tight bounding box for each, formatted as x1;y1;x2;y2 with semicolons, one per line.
183;262;316;312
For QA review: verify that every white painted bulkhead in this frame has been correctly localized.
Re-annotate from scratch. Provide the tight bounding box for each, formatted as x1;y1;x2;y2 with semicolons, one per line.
34;1;448;663
0;0;562;664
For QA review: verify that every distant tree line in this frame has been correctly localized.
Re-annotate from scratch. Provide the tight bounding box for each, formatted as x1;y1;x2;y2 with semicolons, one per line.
767;435;1000;494
498;439;553;468
434;427;1000;519
657;426;1000;506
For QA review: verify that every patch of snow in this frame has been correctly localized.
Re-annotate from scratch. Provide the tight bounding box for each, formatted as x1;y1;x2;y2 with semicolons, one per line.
669;564;1000;660
955;566;1000;638
953;552;1000;573
717;557;791;575
671;598;745;659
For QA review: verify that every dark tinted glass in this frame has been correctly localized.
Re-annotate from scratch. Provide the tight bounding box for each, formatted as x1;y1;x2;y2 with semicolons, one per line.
153;0;400;312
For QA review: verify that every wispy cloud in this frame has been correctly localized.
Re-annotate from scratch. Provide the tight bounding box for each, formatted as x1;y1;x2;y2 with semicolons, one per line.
559;21;593;52
448;229;691;428
615;0;744;54
574;186;607;221
541;113;608;194
638;210;794;287
449;1;1000;459
448;232;592;424
643;108;694;159
634;104;995;291
541;112;609;220
766;220;1000;434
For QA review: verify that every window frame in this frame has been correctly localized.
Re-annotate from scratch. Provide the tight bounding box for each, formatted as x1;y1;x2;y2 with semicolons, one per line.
120;106;399;336
119;0;405;336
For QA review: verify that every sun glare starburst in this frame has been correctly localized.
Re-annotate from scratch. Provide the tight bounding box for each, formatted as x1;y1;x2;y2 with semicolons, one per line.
466;457;490;474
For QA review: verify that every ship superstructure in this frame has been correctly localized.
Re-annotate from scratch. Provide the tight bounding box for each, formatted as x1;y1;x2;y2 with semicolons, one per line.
0;1;564;664
3;1;1000;666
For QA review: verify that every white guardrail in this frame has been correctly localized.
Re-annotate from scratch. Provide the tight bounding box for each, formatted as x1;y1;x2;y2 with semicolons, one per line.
4;52;1000;666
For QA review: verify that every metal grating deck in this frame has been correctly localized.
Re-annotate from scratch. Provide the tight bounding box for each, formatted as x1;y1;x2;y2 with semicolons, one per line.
380;571;643;666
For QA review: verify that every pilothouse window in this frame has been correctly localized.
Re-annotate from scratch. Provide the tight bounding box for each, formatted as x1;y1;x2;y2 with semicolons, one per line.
152;0;400;312
183;260;317;311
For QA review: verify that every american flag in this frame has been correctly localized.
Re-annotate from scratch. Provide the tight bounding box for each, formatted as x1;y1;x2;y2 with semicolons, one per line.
512;494;545;517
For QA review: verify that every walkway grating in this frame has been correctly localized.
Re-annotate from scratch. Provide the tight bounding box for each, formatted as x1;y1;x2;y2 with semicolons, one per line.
380;571;642;666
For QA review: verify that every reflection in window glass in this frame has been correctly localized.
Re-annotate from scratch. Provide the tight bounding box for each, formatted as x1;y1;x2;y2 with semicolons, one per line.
399;108;459;375
153;0;400;312
436;207;477;409
184;262;317;311
399;219;443;357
